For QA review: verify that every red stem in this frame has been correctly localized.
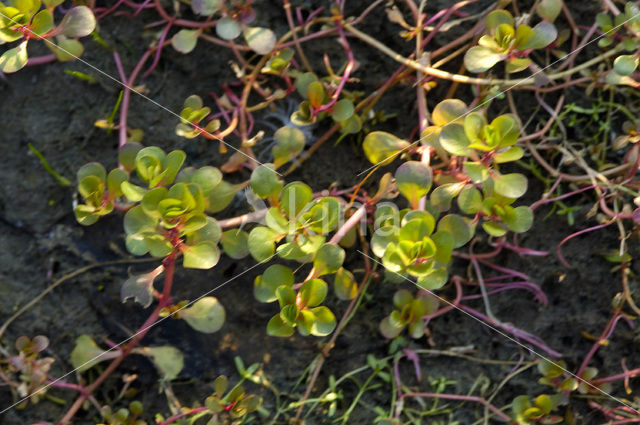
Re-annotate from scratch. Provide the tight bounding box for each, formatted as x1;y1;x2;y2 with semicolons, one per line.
57;252;177;424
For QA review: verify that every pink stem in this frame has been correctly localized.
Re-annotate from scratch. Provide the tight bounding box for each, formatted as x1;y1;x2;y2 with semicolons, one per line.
556;222;613;268
459;304;562;357
143;20;174;77
159;406;209;425
26;54;57;66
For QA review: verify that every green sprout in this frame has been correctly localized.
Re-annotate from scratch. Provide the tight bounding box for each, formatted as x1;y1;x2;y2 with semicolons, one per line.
379;289;439;339
464;9;557;73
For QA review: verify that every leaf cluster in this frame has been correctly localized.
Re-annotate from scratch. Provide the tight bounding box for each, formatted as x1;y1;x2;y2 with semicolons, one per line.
464;9;557;73
0;1;95;72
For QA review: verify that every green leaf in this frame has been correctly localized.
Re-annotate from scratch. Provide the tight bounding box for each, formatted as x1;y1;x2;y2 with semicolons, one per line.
216;16;241;40
191;166;222;194
457;185;482;214
248;226;280;261
299;278;327;307
399;215;435;242
272;126;306;166
280;181;313;219
295;72;317;98
31;9;53;37
119;143;142;172
70;335;113;372
251;164;283;201
330;99;355;122
243;27;276;55
440;123;471;156
254;265;294;303
503;205;534;233
432;99;467;126
220;229;250;259
206;181;241;213
0;40;28;73
300;197;342;234
276;285;296;308
267;314;294;337
265;207;291;234
395;161;432;208
437;214;474;248
492;172;528;198
59;6;96;38
141;346;184;380
334;268;357;300
306;81;326;108
182;241;220;269
14;0;40;16
464;46;502;73
416;268;448;290
371;226;399;257
121;269;162;308
614;55;638;76
464;161;489;183
309;306;336;336
379;316;403;338
107;169;127;197
362;131;410;165
192;0;221;16
505;57;532;73
482;221;507;237
486;10;513;33
49;36;84;62
172;29;199;54
429;182;465;212
494;146;523;163
537;0;563;22
181;297;225;333
313;243;345;277
431;230;454;264
124;205;157;235
121;181;147;202
74;205;99;225
523;21;557;50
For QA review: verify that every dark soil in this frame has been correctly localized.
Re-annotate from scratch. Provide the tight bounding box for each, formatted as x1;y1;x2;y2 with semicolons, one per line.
1;1;639;425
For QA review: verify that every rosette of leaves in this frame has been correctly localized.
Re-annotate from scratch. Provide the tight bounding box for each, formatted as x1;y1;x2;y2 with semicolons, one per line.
74;162;128;225
371;209;467;290
99;401;145;425
177;164;243;214
464;9;557;73
204;375;262;422
6;336;55;404
457;181;533;237
597;2;640;50
379;290;439;339
0;1;96;73
266;277;337;337
291;72;360;133
512;394;563;425
125;182;222;269
175;95;221;145
246;164;343;263
120;147;186;202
